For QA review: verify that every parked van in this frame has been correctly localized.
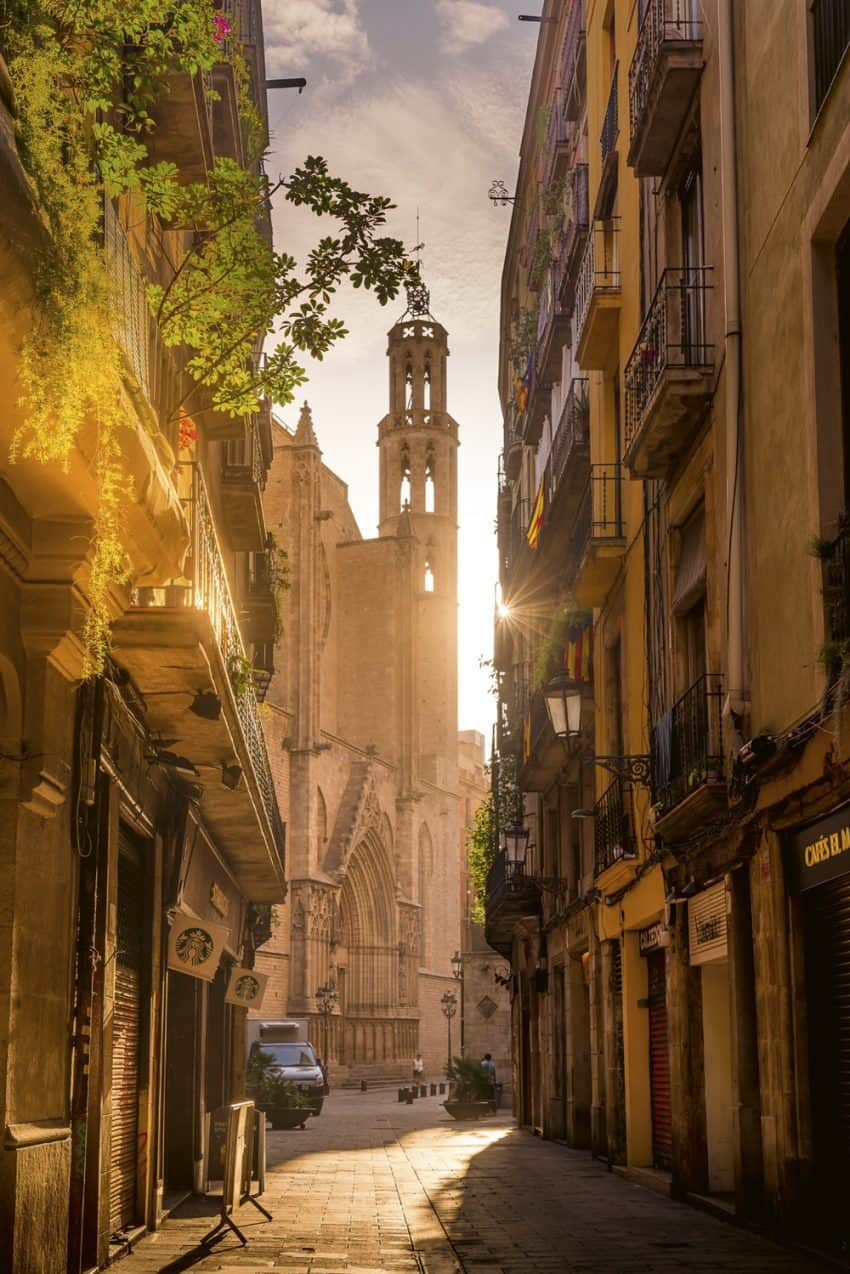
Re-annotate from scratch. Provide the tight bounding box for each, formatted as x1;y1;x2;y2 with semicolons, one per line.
247;1020;326;1116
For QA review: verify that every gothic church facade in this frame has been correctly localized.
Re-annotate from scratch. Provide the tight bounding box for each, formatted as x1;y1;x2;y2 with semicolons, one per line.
255;290;468;1078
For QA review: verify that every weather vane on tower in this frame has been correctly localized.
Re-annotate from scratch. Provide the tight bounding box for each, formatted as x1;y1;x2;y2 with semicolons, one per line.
403;207;433;319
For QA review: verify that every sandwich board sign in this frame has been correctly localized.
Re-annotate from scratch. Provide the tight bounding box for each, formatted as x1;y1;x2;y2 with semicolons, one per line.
201;1101;271;1247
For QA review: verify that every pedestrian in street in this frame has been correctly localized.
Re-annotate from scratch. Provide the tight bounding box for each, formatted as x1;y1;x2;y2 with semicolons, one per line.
480;1052;497;1107
412;1053;424;1084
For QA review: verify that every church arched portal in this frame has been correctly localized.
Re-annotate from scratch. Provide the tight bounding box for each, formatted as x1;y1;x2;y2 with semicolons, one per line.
336;836;411;1068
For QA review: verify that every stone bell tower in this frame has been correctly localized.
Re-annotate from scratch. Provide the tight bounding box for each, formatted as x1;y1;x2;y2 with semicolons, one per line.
377;280;459;789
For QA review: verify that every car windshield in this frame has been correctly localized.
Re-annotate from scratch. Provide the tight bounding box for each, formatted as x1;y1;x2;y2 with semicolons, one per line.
256;1043;317;1068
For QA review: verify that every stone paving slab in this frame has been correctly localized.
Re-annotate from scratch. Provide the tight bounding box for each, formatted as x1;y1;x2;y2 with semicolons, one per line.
117;1089;829;1274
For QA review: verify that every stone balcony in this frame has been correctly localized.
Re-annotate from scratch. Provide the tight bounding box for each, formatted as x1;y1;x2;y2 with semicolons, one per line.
623;267;714;478
573;220;621;372
627;0;704;178
567;464;626;607
484;853;541;960
220;418;267;551
113;465;286;902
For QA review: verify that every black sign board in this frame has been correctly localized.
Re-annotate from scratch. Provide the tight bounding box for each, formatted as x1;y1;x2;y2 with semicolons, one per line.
787;801;850;892
201;1101;271;1248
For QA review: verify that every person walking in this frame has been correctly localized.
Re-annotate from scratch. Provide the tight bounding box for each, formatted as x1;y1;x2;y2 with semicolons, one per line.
412;1053;425;1085
480;1053;497;1108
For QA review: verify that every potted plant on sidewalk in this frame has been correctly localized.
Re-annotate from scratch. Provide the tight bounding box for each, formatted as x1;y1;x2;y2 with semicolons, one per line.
247;1048;314;1130
443;1057;496;1121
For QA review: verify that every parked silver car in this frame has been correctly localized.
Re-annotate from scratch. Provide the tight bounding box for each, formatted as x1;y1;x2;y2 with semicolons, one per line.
248;1040;326;1116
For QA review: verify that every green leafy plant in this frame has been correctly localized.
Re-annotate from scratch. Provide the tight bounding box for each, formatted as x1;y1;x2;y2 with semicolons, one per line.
228;653;256;698
1;1;416;674
532;603;592;692
466;754;519;923
246;1050;307;1109
447;1056;493;1102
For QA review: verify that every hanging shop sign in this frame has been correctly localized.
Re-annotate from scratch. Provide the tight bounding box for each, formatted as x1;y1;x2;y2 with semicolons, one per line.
786;801;850;893
225;966;269;1010
638;921;670;955
687;882;728;966
167;909;229;982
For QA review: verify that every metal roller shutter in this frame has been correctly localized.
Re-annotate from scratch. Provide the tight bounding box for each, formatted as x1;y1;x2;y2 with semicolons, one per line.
804;872;850;1204
109;828;145;1235
647;951;672;1170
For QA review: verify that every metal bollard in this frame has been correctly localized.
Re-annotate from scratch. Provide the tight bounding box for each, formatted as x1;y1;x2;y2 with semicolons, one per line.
361;1079;368;1092
439;1082;446;1094
406;1090;414;1105
398;1088;406;1102
430;1083;437;1096
419;1085;427;1098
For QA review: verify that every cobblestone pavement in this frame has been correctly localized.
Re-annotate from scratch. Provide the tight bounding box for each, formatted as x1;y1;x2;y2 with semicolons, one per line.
119;1089;827;1274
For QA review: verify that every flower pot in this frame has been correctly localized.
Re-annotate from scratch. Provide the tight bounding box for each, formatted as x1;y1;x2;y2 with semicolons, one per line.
442;1100;493;1121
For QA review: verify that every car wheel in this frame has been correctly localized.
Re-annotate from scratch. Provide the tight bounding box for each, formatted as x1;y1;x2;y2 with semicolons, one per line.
311;1101;323;1116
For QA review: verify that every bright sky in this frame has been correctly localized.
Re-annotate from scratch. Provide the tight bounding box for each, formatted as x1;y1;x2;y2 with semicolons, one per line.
262;0;535;744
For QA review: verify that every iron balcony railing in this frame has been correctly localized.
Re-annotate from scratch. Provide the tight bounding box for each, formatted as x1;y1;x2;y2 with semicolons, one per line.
573;219;620;352
551;377;589;490
812;0;850;112
560;0;586;118
224;415;266;489
104;197;180;454
651;673;724;814
560;164;590;300
623;267;713;451
567;463;623;578
601;63;619;166
136;466;285;860
594;776;636;875
629;0;701;143
543;88;572;187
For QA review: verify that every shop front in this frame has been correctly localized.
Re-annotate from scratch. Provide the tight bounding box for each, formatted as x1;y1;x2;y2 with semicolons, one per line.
687;881;733;1196
639;922;672;1172
786;803;850;1249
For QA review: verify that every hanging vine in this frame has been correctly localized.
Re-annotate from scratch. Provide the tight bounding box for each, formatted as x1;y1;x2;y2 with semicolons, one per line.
1;1;416;674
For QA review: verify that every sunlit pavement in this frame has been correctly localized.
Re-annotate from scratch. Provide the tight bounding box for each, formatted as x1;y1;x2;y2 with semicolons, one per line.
119;1089;828;1274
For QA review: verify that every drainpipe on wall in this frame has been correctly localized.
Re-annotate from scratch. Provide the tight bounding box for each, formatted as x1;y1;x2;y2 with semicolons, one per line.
718;0;748;742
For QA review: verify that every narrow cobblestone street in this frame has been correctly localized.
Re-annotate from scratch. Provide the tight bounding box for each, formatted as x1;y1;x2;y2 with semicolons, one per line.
118;1090;827;1274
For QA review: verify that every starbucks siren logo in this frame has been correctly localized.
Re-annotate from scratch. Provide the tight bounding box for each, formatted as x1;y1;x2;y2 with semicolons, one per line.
233;974;260;1002
176;925;214;967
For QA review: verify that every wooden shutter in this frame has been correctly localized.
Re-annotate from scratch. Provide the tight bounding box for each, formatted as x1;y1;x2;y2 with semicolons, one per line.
109;828;144;1234
647;951;672;1169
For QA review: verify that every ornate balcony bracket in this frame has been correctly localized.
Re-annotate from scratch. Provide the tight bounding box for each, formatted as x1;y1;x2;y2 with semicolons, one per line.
593;754;652;787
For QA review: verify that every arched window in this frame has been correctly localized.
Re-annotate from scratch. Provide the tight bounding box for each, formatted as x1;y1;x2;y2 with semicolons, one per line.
405;358;414;410
316;787;328;852
423;358;432;411
425;446;435;513
424;557;435;592
400;444;411;511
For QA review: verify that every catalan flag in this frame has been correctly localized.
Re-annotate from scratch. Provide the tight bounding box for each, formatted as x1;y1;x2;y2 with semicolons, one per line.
564;621;593;683
514;353;532;414
522;707;532;762
526;478;545;549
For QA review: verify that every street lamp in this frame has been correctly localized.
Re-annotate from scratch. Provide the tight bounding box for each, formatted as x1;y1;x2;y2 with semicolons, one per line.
501;823;530;875
542;671;652;787
440;989;457;1076
451;950;465;1056
315;982;338;1074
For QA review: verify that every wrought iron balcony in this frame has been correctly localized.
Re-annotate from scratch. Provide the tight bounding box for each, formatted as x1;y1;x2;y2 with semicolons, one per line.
537;262;571;382
560;0;586;121
594;776;636;877
243;544;278;646
221;417;267;550
812;0;850;114
484;852;541;959
623;267;713;477
568;463;625;606
114;465;286;897
551;377;589;496
627;0;703;177
651;673;724;821
600;63;619;168
559;163;589;305
573;219;620;370
543;88;573;188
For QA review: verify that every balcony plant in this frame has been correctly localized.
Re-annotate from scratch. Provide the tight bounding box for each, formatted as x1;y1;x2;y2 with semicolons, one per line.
444;1056;496;1120
247;1048;313;1131
1;0;417;675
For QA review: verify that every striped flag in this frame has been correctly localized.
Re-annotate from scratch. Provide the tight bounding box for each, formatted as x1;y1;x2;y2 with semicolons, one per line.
526;478;545;549
564;622;593;683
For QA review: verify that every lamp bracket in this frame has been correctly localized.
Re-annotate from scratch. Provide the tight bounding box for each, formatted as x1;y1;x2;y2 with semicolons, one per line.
593;755;652;787
528;875;569;900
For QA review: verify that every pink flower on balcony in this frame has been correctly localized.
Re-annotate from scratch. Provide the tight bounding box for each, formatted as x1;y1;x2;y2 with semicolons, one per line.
212;12;232;45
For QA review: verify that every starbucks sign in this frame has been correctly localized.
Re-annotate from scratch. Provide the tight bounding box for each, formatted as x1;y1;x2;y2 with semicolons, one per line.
168;909;229;982
225;966;269;1009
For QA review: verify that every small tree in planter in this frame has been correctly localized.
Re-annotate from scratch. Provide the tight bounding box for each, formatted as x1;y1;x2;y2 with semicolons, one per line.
443;1057;495;1121
247;1049;313;1130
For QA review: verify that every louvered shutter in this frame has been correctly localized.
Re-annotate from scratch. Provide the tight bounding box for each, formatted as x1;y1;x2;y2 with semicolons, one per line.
647;950;672;1169
109;828;144;1234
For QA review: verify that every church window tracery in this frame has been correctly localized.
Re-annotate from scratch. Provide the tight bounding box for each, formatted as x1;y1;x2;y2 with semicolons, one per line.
400;443;411;511
425;444;436;513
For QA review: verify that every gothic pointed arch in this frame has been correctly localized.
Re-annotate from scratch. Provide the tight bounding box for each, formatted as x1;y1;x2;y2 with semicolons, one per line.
337;831;398;1012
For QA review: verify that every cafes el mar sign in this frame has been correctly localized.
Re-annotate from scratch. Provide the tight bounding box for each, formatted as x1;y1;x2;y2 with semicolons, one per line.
787;801;850;892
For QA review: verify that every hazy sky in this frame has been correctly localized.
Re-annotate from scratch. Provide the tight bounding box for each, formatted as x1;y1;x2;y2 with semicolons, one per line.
262;0;535;744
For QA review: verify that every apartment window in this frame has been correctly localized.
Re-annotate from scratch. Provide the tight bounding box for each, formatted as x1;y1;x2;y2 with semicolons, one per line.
680;156;706;357
838;224;850;505
672;507;707;695
811;0;850;114
606;636;625;759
